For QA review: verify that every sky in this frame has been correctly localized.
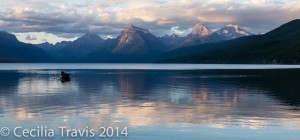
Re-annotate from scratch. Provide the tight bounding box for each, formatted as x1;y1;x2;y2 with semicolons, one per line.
0;0;299;44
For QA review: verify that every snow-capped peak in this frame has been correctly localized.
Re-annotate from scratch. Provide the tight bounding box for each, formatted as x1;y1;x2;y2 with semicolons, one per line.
214;24;252;40
190;23;210;36
226;24;239;30
225;24;251;36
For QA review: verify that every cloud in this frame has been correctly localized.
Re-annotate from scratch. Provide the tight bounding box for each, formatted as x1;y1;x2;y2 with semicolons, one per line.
25;34;37;40
14;32;78;44
170;26;192;36
0;0;299;41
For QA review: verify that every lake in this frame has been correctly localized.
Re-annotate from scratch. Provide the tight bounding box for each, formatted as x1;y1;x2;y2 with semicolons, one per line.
0;63;300;139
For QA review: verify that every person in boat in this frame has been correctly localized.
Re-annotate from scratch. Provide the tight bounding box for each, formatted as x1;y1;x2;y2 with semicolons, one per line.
60;71;71;82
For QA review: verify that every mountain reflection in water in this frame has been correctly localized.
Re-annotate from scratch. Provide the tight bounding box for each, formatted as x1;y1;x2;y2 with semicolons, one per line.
0;69;300;139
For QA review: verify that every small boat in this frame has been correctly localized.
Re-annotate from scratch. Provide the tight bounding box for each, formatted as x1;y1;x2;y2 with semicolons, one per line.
60;71;71;83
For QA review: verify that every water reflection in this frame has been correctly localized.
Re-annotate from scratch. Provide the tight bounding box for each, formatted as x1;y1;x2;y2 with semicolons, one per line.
0;69;300;134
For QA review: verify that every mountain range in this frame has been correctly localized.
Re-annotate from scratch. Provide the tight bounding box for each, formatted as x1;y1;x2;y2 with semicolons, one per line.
159;19;300;64
0;31;51;62
33;23;251;62
0;19;299;64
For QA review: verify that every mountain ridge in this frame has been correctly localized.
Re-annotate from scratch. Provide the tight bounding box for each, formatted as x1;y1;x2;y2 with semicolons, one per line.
169;23;251;48
158;19;300;64
1;20;298;63
0;31;51;62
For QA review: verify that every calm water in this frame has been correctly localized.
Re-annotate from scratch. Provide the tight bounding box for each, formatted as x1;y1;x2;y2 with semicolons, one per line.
0;63;300;139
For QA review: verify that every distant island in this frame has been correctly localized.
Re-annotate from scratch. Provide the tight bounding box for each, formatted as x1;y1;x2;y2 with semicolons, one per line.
0;19;299;64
